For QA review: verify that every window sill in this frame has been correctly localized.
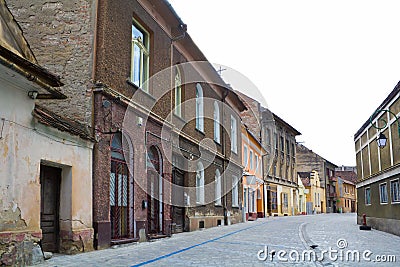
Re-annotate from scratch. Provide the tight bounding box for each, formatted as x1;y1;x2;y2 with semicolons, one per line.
214;204;223;207
173;113;186;123
195;128;205;135
126;79;155;101
232;205;240;209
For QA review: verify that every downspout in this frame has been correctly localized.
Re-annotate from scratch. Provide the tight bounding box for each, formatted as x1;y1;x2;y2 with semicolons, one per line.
222;90;229;225
170;22;187;232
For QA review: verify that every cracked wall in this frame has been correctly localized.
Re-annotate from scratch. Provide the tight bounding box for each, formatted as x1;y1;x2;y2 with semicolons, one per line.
0;83;94;265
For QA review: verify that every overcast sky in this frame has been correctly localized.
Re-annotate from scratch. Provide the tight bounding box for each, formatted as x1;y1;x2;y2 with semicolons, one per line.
168;0;400;166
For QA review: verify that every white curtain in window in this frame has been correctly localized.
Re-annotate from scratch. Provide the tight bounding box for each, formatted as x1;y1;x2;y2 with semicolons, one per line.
196;84;204;131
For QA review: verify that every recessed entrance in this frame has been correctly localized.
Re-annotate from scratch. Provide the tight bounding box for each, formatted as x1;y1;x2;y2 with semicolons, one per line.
40;165;61;252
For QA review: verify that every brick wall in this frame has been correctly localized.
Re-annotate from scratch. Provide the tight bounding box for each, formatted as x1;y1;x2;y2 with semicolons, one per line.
8;0;95;127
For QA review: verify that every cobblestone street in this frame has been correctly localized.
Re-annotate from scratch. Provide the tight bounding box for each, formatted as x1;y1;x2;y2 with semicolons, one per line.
36;213;399;266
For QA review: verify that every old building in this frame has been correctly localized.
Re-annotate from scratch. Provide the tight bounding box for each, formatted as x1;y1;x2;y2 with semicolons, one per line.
335;177;356;213
242;124;265;220
296;144;337;213
237;92;301;216
9;0;246;249
0;2;94;265
297;174;307;215
298;171;326;214
354;81;400;236
334;166;357;213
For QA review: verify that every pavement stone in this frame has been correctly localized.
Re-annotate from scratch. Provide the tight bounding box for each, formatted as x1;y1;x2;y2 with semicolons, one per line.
33;213;399;267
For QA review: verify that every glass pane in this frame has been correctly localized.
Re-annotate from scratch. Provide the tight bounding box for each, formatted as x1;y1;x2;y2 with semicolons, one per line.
133;44;141;85
132;24;144;42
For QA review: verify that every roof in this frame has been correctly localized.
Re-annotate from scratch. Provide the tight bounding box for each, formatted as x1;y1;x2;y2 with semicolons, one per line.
298;172;311;179
296;143;338;168
33;105;94;141
243;124;262;148
354;81;400;139
161;1;246;112
236;90;301;136
271;111;302;136
0;0;65;99
335;170;357;184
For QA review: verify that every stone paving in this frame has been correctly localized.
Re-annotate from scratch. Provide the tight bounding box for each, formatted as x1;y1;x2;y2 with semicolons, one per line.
34;213;400;266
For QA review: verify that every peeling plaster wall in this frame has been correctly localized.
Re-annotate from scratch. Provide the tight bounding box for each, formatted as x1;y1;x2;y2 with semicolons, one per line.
0;76;94;264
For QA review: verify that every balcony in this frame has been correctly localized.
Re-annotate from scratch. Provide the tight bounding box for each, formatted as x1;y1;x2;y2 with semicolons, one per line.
328;192;337;198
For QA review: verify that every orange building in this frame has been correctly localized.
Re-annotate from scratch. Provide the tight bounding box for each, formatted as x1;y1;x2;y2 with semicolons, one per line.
335;178;356;213
241;125;265;220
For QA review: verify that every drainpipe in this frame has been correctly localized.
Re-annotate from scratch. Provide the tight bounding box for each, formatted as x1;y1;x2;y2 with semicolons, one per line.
170;22;187;232
222;90;229;225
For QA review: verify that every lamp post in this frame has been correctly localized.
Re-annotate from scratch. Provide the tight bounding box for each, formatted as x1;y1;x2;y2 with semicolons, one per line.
369;109;400;148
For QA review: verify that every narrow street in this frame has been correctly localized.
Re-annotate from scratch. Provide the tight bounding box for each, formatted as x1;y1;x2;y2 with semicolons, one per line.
37;213;399;266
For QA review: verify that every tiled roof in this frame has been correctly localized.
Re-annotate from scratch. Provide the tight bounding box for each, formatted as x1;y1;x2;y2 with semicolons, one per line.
33;105;94;141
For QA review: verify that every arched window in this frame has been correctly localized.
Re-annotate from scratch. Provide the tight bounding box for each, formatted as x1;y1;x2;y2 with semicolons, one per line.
215;169;222;205
214;101;220;143
195;83;204;132
196;162;205;204
174;67;182;117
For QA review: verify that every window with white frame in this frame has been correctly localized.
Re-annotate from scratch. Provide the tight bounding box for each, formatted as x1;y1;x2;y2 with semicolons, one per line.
365;187;371;205
380;183;388;204
243;145;248;168
214;101;220;143
195;84;204;132
231;115;238;153
249;150;253;170
196;162;205;204
174;67;182;117
215;169;222;206
232;175;239;207
390;179;400;203
131;21;149;91
248;189;254;212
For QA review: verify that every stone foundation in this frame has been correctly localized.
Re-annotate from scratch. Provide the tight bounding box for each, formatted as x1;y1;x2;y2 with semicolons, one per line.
357;215;400;236
60;228;94;254
0;231;42;266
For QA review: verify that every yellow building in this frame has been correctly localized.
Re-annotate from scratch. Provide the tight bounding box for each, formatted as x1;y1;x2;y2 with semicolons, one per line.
299;171;326;214
297;174;307;214
335;178;356;213
242;125;265;220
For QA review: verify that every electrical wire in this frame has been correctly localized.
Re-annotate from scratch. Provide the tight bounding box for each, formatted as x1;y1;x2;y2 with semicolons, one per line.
0;117;93;149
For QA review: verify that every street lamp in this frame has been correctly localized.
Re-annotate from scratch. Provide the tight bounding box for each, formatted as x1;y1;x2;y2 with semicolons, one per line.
376;132;387;148
369;109;400;149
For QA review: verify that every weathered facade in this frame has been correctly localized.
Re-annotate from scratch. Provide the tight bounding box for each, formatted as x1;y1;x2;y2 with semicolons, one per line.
237;92;301;216
354;81;400;236
335;177;356;213
296;144;337;213
241;125;265;220
0;2;94;265
9;0;246;250
298;171;326;214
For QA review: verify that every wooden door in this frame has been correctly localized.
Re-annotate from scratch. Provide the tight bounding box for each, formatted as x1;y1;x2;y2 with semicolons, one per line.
40;165;61;252
172;169;184;232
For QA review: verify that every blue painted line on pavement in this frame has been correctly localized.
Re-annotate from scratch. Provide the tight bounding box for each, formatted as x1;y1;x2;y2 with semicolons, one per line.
131;221;267;267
